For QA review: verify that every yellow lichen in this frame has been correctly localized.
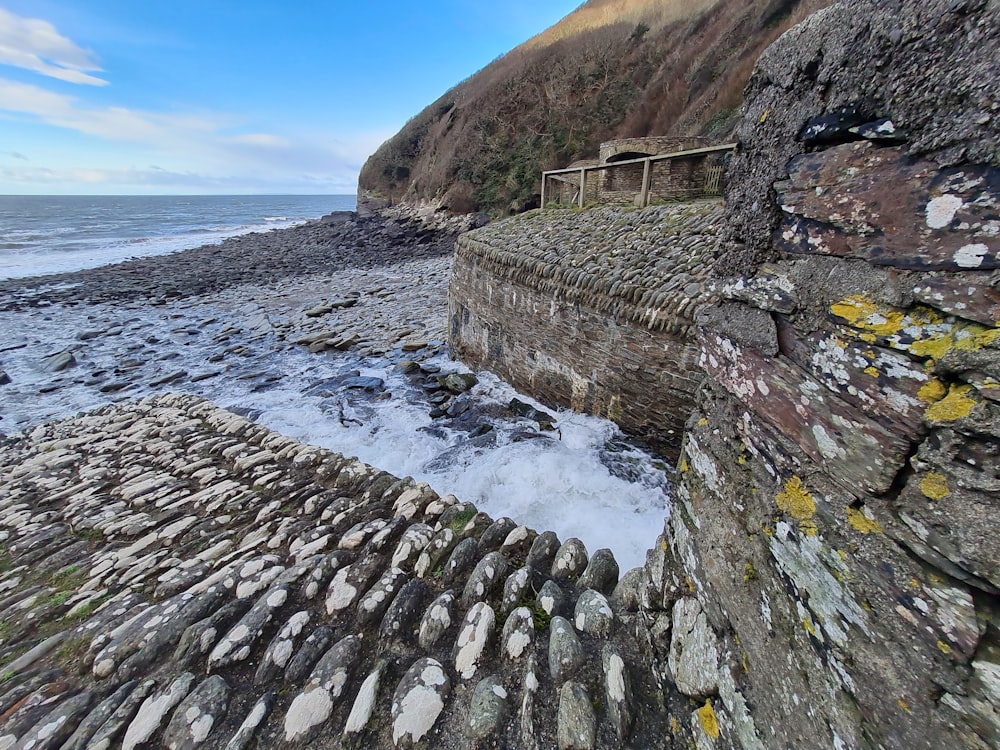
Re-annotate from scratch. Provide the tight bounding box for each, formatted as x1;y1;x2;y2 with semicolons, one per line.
775;476;817;521
830;296;908;336
908;578;921;590
924;384;976;422
861;599;872;611
859;333;877;343
909;334;952;360
846;505;883;534
670;716;680;734
698;417;709;427
680;459;689;473
953;324;1000;352
697;700;721;740
917;378;948;404
936;640;953;655
685;576;695;593
919;472;951;501
898;699;912;713
864;366;880;378
802;617;816;636
799;520;819;536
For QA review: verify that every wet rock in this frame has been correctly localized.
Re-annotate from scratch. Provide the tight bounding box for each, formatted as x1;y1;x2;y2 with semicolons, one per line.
668;597;719;699
556;681;596;750
0;370;10;385
798;104;873;144
574;589;614;637
549;616;584;685
283;635;362;741
577;548;619;595
162;674;230;749
466;674;509;740
391;657;451;748
441;372;478;394
40;351;76;372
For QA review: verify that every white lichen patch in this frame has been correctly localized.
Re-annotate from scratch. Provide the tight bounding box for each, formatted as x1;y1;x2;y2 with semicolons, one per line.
954;243;989;268
926;194;963;229
284;688;333;742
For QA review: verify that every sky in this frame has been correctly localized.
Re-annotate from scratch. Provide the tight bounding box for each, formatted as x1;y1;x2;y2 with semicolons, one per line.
0;1;582;195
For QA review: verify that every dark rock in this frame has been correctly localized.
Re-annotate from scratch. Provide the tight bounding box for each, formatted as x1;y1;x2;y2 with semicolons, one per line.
162;675;230;749
577;548;620;595
284;625;336;685
466;674;508;740
799;104;874;144
549;616;584;685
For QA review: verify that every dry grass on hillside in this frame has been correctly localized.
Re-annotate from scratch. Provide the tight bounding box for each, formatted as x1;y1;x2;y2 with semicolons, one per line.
359;0;832;215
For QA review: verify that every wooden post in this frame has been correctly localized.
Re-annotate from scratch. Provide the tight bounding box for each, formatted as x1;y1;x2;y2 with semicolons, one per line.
579;168;586;208
640;158;651;207
540;173;546;209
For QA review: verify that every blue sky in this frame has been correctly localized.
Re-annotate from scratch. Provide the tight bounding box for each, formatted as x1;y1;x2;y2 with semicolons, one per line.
0;1;581;195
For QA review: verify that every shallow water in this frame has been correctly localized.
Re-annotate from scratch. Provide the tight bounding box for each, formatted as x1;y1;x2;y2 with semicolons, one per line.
0;290;671;571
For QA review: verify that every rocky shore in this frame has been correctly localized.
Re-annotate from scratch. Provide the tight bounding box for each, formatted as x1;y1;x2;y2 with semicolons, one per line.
0;393;667;750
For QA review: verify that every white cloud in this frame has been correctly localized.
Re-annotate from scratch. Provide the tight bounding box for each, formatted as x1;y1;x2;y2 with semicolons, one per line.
230;133;291;148
0;8;107;86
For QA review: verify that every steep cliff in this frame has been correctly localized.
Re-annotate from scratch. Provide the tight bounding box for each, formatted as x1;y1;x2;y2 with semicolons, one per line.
358;0;832;216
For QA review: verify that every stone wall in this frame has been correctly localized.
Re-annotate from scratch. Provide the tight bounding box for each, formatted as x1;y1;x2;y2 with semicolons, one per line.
641;1;1000;748
449;201;725;456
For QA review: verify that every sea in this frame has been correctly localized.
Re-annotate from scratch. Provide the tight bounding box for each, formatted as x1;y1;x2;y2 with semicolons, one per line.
0;194;356;280
0;194;670;571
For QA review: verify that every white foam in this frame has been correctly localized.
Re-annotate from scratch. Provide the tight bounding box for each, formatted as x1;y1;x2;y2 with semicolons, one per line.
0;298;670;572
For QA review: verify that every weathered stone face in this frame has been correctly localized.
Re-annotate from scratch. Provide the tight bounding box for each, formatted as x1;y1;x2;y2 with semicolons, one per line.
662;0;1000;747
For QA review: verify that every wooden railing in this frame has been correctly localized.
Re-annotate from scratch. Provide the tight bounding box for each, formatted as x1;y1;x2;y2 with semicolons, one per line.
540;142;736;208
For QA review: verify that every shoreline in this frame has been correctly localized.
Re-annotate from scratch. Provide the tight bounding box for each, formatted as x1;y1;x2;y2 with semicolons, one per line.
0;211;463;312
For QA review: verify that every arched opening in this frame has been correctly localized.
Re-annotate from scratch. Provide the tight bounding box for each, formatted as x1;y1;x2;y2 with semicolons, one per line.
603;151;652;197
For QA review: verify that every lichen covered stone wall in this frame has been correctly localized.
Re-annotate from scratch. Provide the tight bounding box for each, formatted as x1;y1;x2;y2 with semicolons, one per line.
644;1;1000;747
449;201;725;455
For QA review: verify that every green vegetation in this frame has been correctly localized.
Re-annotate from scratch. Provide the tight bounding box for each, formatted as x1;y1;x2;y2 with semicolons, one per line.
446;507;478;533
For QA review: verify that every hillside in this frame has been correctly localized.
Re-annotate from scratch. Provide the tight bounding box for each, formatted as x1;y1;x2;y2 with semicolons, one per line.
358;0;832;216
